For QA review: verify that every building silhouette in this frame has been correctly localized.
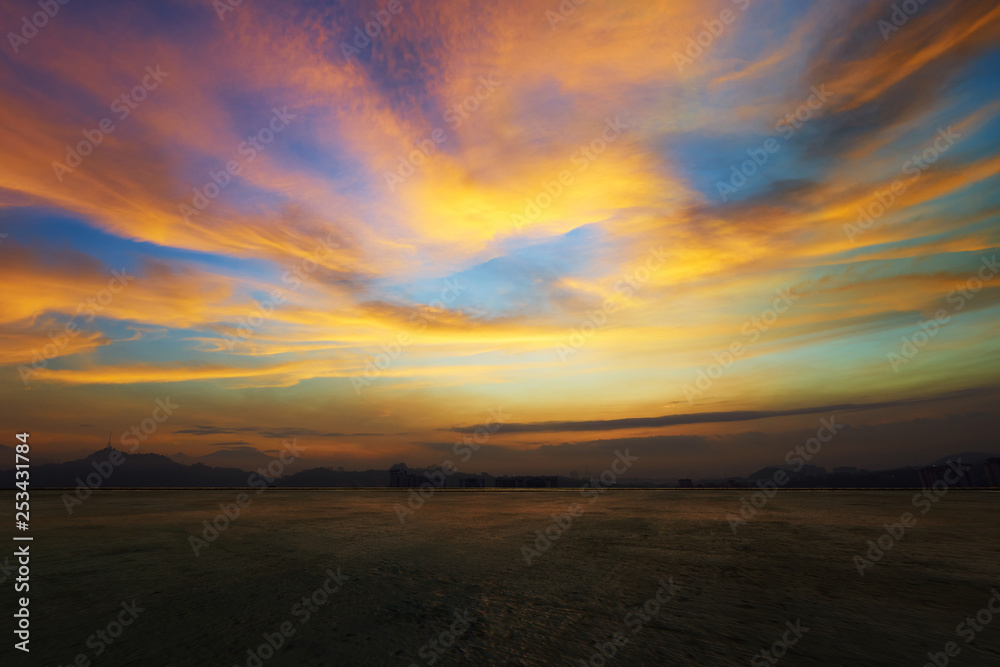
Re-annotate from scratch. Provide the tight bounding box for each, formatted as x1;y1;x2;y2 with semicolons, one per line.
494;475;558;488
389;464;424;488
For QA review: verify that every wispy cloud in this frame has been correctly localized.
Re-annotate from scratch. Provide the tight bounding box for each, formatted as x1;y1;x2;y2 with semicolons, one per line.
1;0;998;470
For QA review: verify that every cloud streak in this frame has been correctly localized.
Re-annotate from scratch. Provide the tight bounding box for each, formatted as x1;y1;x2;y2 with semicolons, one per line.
0;0;998;471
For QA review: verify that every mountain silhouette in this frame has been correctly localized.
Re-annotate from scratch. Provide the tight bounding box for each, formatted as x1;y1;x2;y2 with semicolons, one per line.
2;448;257;488
4;447;998;488
169;446;310;473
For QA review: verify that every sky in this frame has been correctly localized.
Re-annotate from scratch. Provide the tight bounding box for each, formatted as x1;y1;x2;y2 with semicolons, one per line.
1;0;998;478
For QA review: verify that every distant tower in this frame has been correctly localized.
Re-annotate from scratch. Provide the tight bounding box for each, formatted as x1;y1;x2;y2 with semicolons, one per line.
105;430;113;450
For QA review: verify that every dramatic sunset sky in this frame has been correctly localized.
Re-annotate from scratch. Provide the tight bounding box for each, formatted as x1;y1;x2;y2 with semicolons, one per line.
1;0;998;477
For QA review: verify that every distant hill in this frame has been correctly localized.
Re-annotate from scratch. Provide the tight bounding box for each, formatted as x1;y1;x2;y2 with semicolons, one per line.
730;452;1000;488
4;449;997;489
169;451;198;466
168;447;311;474
931;452;996;466
1;448;260;488
748;464;828;480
